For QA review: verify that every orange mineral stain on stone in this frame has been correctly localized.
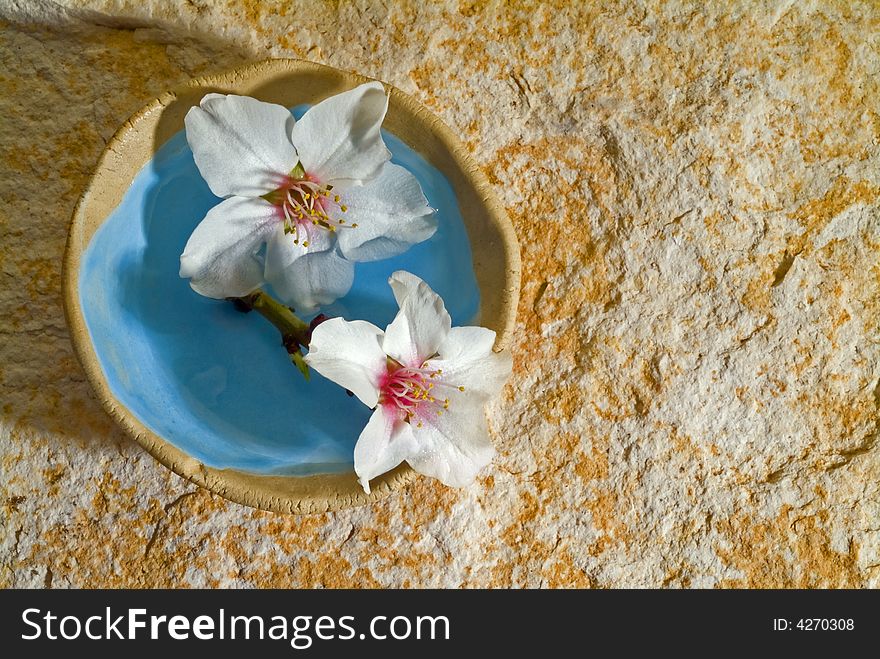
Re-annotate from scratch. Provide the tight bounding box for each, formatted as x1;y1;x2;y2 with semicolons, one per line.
788;177;880;254
716;506;862;588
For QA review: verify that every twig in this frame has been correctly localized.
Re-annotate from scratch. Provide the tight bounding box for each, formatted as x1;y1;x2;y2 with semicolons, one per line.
230;289;317;380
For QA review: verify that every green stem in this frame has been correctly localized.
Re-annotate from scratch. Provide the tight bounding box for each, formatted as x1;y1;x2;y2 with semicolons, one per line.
232;289;312;380
246;290;309;338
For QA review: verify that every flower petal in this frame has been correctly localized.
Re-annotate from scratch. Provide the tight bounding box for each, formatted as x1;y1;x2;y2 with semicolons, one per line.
387;270;425;307
304;317;387;408
291;82;390;186
383;271;451;367
179;196;279;298
430;327;512;400
264;220;337;286
266;247;355;313
336;163;437;262
264;224;307;281
353;406;417;493
408;401;495;488
185;94;298;198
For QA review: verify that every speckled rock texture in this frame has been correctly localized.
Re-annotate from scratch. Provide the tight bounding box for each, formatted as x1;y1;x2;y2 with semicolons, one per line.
2;0;879;588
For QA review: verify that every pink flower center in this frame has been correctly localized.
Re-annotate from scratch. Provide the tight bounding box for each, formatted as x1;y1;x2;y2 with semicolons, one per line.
265;173;357;247
379;360;465;427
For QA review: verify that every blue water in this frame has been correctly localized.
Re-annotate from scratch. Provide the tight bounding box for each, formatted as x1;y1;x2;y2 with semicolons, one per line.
79;105;479;475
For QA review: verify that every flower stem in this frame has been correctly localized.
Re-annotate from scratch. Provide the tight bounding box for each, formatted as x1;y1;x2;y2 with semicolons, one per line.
231;290;312;380
243;290;310;337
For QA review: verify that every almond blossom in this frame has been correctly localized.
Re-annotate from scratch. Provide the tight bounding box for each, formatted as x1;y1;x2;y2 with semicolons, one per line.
305;271;512;492
179;83;436;312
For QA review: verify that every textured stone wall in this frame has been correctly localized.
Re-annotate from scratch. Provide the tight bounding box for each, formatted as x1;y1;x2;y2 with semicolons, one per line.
1;0;878;588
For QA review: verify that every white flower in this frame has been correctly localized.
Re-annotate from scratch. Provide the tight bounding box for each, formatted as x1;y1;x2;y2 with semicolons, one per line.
305;271;512;492
179;83;437;312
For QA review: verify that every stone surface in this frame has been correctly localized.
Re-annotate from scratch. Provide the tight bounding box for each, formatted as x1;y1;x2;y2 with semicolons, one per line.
1;0;879;588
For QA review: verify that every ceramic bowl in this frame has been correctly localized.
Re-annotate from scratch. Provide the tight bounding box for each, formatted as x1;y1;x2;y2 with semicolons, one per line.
63;59;520;513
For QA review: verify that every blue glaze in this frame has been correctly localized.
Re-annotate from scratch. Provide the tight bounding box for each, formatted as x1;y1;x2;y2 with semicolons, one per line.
79;105;479;475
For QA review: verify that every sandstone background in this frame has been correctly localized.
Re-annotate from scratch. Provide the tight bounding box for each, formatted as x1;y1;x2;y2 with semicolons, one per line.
1;0;879;588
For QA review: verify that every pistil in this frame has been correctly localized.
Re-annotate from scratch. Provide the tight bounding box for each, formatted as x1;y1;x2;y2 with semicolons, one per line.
264;169;358;246
380;359;465;427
